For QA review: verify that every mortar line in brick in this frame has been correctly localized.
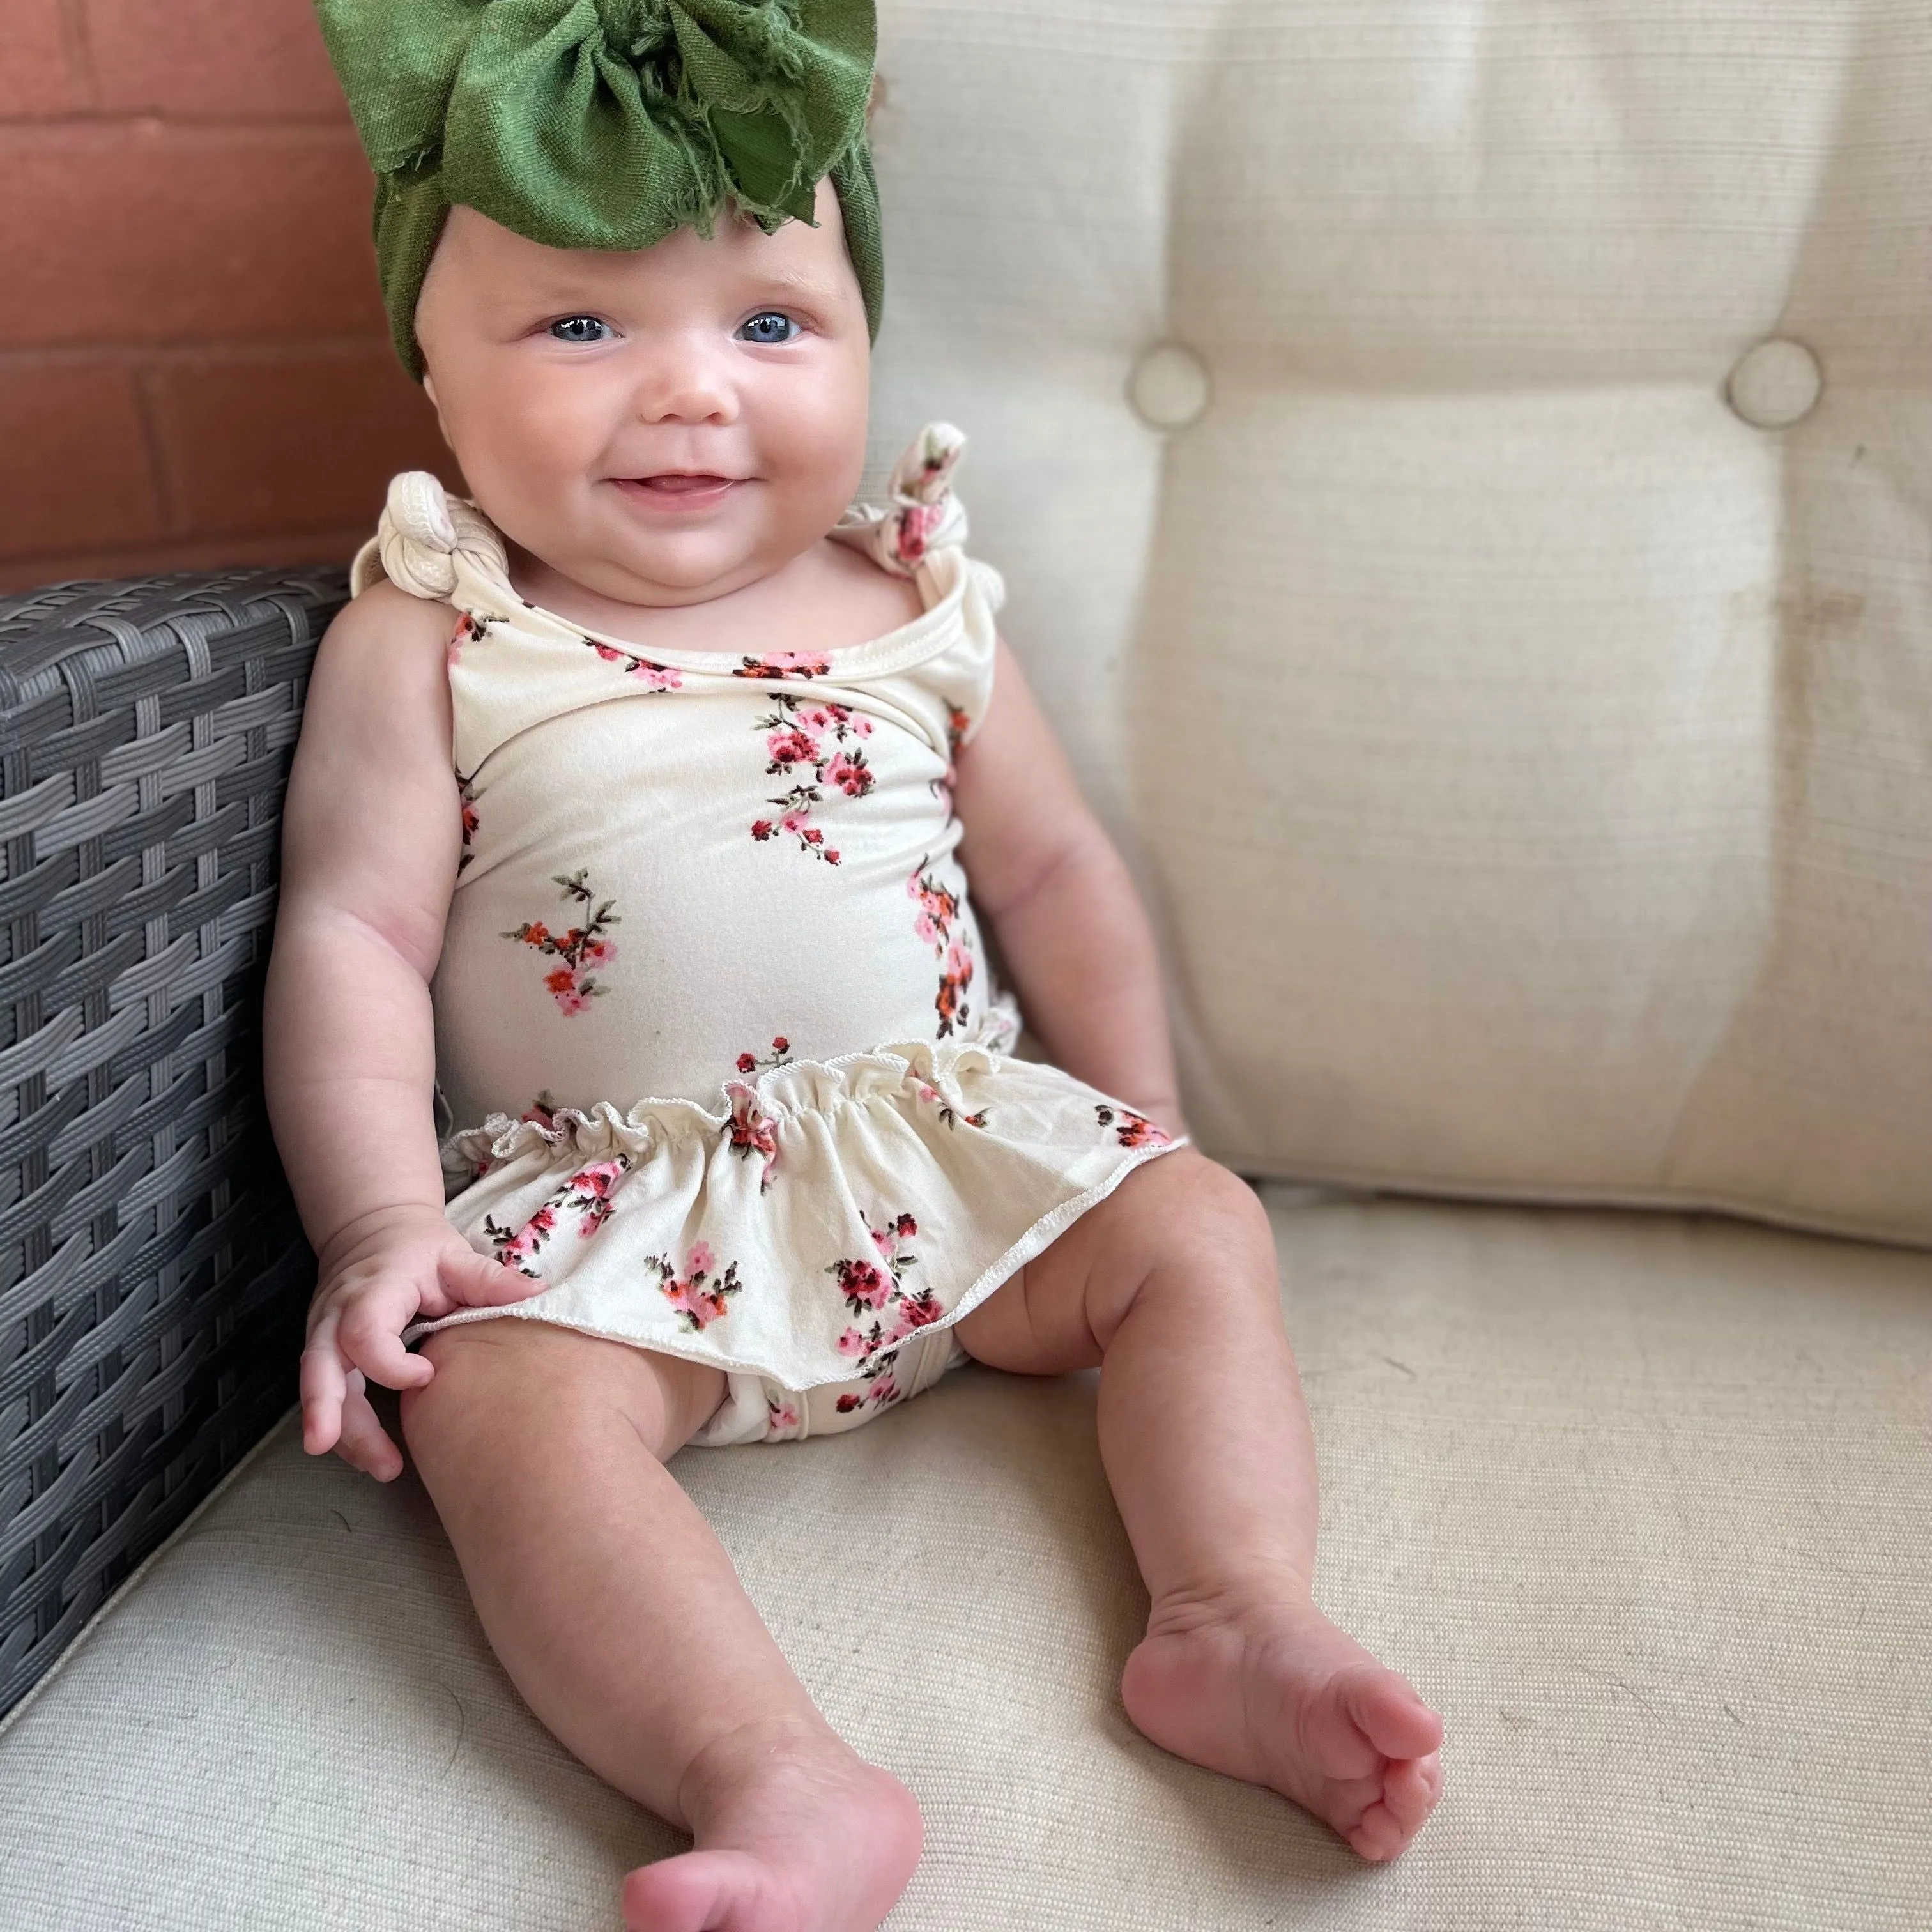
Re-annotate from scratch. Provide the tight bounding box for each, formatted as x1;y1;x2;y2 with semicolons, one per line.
0;338;394;373
0;120;364;151
0;109;351;129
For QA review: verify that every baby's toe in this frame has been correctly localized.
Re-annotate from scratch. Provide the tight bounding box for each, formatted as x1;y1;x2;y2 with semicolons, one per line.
1346;1751;1444;1862
1341;1666;1444;1764
1390;1749;1445;1826
1345;1800;1406;1863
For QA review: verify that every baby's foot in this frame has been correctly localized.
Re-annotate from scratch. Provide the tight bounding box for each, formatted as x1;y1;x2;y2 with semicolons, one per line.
622;1720;922;1932
1121;1583;1445;1862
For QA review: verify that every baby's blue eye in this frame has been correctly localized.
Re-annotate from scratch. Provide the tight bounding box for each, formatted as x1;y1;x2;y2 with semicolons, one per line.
549;316;611;343
737;312;801;345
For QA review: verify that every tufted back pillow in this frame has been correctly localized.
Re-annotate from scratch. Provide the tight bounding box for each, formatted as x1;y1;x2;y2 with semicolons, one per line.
861;0;1932;1246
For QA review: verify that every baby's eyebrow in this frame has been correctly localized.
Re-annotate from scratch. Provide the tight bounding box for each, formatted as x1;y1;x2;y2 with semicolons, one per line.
741;265;845;302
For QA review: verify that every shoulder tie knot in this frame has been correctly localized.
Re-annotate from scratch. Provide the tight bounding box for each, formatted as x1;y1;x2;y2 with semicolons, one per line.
370;471;511;602
834;422;969;578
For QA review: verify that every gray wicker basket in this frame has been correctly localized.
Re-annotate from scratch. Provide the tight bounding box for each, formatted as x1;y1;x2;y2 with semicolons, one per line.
0;567;346;1719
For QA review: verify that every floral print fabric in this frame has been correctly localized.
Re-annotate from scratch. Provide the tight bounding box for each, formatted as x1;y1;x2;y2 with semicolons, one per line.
408;435;1016;1136
404;1041;1183;1439
364;427;1186;1442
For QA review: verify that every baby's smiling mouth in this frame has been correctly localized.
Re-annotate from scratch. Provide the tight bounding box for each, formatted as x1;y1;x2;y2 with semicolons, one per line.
612;472;746;510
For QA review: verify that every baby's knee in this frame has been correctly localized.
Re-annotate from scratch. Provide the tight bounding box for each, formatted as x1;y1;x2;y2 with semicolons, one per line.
402;1319;723;1464
1124;1149;1275;1267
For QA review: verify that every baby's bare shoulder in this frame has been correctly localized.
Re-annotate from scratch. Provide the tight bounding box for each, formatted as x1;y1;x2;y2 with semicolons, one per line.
813;539;924;644
318;579;457;670
298;582;457;773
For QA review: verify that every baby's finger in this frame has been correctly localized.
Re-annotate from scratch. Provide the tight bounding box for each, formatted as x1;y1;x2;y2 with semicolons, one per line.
298;1314;346;1456
441;1243;546;1308
337;1299;434;1394
334;1370;405;1483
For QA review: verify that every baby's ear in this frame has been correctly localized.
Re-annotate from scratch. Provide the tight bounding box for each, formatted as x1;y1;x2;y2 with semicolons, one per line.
420;372;454;454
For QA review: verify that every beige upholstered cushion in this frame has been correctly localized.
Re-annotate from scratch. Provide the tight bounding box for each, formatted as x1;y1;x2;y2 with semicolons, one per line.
3;1192;1928;1929
861;1;1932;1244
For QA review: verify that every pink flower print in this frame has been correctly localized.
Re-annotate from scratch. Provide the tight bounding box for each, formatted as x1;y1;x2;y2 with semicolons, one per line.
867;1210;917;1264
766;725;819;770
1094;1103;1172;1149
827;1212;930;1368
767;1398;799;1432
887;1287;945;1344
647;1242;741;1332
914;1080;988;1130
586;638;683;689
504;870;620;1013
726;1087;781;1190
455;765;480;871
481;1151;630;1275
934;940;974;1039
831;1257;893;1313
824;749;873;798
520;1092;560;1128
733;651;831;680
560;1156;628;1237
750;695;868;864
907;867;960;948
735;1034;792;1075
448;610;499;668
801;706;870;740
836;1392;864;1413
483;1202;557;1279
865;1374;902;1408
889;499;946;571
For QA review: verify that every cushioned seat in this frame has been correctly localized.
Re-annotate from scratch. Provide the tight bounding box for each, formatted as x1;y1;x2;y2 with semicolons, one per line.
2;1192;1928;1930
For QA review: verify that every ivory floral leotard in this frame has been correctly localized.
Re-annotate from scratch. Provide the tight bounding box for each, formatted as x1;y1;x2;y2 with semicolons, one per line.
355;425;1182;1445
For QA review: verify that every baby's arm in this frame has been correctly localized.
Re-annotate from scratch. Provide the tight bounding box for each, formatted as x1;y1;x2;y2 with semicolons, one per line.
953;640;1184;1132
264;583;529;1482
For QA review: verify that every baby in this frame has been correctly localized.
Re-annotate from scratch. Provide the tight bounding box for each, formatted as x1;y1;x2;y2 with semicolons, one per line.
269;4;1443;1926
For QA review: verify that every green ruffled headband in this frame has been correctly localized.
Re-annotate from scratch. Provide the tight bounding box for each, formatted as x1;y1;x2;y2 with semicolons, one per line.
314;0;884;379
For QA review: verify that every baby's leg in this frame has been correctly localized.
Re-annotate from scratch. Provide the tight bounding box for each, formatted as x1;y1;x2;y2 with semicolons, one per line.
955;1151;1445;1861
399;1319;921;1932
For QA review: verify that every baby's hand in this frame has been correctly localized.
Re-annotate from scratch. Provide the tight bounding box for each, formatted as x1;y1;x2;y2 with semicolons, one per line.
300;1205;539;1482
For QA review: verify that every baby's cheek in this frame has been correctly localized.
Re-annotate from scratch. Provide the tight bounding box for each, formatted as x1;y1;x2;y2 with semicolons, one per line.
747;360;870;535
443;372;609;560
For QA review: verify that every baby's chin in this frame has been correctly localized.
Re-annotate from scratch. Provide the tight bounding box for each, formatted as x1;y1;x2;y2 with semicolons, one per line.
507;492;805;609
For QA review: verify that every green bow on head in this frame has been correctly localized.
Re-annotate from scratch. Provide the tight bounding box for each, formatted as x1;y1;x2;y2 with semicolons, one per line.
314;0;882;377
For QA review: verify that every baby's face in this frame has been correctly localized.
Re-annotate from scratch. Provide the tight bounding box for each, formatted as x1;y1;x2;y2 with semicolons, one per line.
415;180;871;606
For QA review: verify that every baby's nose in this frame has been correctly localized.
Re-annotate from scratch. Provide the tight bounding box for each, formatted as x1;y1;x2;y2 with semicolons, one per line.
631;350;739;427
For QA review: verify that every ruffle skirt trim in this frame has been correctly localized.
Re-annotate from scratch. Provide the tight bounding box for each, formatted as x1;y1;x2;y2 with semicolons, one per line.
406;1040;1184;1402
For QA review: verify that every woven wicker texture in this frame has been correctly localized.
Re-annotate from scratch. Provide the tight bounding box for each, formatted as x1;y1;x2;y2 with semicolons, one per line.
0;569;344;1719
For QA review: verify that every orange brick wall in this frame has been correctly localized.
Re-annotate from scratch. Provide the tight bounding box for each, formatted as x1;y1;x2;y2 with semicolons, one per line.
0;0;461;594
